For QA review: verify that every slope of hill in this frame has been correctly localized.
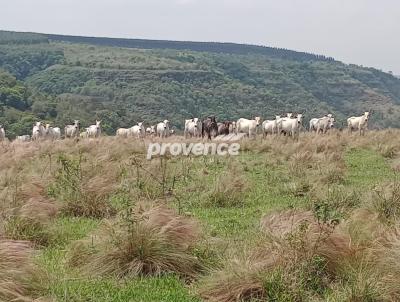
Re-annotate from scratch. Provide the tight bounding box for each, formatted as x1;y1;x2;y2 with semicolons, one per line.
1;30;400;137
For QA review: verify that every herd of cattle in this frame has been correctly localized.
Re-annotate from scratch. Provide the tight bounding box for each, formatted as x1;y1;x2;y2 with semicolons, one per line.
0;111;371;142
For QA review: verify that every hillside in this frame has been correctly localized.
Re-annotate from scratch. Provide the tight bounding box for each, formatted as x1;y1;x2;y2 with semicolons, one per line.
1;30;400;137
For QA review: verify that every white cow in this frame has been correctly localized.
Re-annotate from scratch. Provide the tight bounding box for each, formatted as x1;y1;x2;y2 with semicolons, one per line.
348;112;370;136
277;114;303;137
16;135;31;142
146;126;156;136
184;118;201;138
116;128;130;138
0;125;5;141
156;120;170;138
236;117;261;137
130;122;145;138
80;131;89;139
315;116;335;134
45;124;61;140
309;118;319;132
65;120;80;138
262;116;280;137
87;120;102;138
310;114;334;133
32;122;46;141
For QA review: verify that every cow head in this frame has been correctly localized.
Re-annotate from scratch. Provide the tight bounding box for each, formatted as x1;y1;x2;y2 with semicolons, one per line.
329;117;335;128
297;114;303;124
163;120;170;128
150;125;156;134
255;116;261;126
230;121;237;132
35;121;42;127
364;112;370;121
327;114;333;118
74;120;80;129
275;115;281;120
95;120;101;128
207;116;216;123
287;113;293;118
138;122;144;131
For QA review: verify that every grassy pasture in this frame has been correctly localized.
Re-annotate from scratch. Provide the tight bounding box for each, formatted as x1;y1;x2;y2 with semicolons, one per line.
1;130;400;301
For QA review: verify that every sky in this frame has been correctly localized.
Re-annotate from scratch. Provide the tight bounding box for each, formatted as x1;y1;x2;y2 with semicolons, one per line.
1;0;399;74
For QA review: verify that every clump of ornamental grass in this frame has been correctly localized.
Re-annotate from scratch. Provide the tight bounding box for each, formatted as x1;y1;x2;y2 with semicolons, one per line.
281;179;312;198
318;161;346;185
0;240;45;302
3;199;59;246
371;182;400;223
66;204;205;279
199;208;400;302
49;154;116;218
377;143;398;159
206;172;247;208
310;187;361;224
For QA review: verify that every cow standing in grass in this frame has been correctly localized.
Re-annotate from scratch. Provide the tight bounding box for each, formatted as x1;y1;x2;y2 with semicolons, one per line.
32;122;46;141
0;125;5;141
262;116;280;137
45;124;61;140
130;122;146;138
236;117;261;138
146;126;156;137
202;116;218;140
116;128;130;138
277;114;303;138
217;121;232;135
156;120;170;138
184;118;201;138
87;120;102;138
65;120;80;138
347;112;370;136
310;114;335;134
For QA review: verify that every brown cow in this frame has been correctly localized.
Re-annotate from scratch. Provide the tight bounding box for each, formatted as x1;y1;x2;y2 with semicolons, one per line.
217;121;232;135
202;116;218;140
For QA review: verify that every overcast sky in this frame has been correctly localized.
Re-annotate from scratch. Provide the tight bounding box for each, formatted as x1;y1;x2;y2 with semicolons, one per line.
1;0;399;73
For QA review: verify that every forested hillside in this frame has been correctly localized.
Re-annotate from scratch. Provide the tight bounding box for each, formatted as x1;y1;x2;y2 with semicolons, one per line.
1;30;400;137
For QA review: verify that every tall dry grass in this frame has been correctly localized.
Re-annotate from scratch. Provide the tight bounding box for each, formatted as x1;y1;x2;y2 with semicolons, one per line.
200;207;400;302
66;204;205;279
0;240;45;302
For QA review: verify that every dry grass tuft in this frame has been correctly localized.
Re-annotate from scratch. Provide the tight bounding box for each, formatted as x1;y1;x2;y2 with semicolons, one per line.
0;240;44;302
200;208;394;302
67;204;204;279
207;172;247;208
3;199;59;246
371;182;400;223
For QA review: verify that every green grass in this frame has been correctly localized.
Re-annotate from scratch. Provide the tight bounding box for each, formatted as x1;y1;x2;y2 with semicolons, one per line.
345;148;395;187
35;146;397;302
